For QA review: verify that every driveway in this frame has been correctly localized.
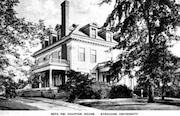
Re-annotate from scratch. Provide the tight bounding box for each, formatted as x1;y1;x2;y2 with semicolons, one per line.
13;97;101;111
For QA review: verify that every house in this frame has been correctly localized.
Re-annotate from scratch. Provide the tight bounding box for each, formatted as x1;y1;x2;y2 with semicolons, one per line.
31;0;136;91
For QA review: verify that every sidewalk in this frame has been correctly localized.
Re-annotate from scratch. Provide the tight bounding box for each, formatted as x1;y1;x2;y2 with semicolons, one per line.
14;97;101;111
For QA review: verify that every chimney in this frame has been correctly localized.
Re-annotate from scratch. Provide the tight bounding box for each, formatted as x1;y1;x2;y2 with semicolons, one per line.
61;0;69;37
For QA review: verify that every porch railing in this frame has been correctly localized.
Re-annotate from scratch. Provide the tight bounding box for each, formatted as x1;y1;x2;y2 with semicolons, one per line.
50;58;69;65
34;58;69;69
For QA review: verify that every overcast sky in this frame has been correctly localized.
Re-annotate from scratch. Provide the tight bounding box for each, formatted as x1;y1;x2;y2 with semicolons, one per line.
15;0;115;27
15;0;180;57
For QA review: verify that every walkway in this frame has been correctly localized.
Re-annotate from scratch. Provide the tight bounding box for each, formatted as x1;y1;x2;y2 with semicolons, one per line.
14;97;101;111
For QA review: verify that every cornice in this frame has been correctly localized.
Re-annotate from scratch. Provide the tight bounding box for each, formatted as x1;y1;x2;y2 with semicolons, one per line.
33;36;71;57
33;33;118;58
71;33;117;47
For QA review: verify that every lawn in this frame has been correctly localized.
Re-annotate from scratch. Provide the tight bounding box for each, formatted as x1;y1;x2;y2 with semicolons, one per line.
0;97;40;110
76;98;180;110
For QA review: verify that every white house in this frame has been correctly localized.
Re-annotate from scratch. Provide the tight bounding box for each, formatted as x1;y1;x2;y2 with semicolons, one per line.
32;0;136;91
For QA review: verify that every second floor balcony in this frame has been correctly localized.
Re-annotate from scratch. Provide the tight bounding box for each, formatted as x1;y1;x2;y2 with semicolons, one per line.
32;58;70;71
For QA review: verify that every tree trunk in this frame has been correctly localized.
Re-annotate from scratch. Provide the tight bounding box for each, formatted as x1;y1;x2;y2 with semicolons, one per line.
161;84;165;100
148;84;155;103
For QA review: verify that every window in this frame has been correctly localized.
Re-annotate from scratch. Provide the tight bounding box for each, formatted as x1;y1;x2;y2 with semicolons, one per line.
91;28;96;38
45;40;49;47
49;37;52;45
103;75;106;82
91;49;96;63
49;54;53;59
106;33;112;42
58;50;61;59
79;47;85;61
52;36;56;43
52;51;58;59
53;75;60;87
57;31;61;40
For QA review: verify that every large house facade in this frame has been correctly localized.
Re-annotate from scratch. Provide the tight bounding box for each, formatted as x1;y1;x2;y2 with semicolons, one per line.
32;0;136;91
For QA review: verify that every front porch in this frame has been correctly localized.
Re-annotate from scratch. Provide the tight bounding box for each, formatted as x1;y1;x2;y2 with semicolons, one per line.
32;70;68;89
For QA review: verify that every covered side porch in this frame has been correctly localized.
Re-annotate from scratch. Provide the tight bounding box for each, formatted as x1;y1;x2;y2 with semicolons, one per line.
24;68;69;98
31;58;70;90
32;70;68;89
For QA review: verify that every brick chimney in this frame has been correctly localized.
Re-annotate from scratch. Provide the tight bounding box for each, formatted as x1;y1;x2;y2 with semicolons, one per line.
61;0;69;37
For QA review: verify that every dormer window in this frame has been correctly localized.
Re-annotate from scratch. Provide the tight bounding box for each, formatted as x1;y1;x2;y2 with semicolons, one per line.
55;24;62;40
42;39;49;48
91;28;96;38
80;23;99;38
57;31;61;40
45;40;49;47
49;36;52;45
52;36;57;43
106;32;112;42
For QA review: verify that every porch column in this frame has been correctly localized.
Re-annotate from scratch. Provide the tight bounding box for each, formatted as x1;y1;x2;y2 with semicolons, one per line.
65;71;68;83
39;75;42;88
49;69;53;88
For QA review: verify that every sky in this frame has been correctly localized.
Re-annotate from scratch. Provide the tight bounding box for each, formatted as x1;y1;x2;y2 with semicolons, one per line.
14;0;180;57
15;0;114;27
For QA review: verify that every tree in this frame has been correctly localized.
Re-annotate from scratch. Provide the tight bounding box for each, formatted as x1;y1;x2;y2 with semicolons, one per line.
101;0;180;102
0;0;50;97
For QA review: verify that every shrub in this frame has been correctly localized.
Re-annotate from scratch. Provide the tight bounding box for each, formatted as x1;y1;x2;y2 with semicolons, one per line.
2;77;17;98
166;86;180;98
59;70;113;101
55;90;69;99
109;85;133;98
133;85;148;97
91;82;111;99
59;70;94;102
22;90;42;97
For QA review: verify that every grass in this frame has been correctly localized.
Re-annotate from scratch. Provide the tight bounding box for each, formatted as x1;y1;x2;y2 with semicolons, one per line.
1;96;180;110
77;98;180;110
0;97;40;110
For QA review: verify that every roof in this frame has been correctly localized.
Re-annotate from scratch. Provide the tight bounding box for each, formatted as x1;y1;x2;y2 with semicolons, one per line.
32;24;117;57
71;24;117;43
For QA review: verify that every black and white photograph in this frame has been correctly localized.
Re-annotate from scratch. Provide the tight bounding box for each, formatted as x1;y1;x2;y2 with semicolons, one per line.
0;0;180;115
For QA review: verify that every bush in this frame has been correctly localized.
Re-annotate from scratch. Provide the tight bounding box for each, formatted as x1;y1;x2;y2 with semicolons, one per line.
133;85;148;97
59;70;94;101
91;82;111;99
166;86;180;98
2;78;17;98
109;85;133;98
22;90;42;97
59;70;113;101
55;90;69;99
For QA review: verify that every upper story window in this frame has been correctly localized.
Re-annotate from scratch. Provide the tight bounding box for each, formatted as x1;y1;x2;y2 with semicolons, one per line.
58;50;61;59
91;28;96;38
79;47;85;62
49;54;53;59
91;49;96;63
